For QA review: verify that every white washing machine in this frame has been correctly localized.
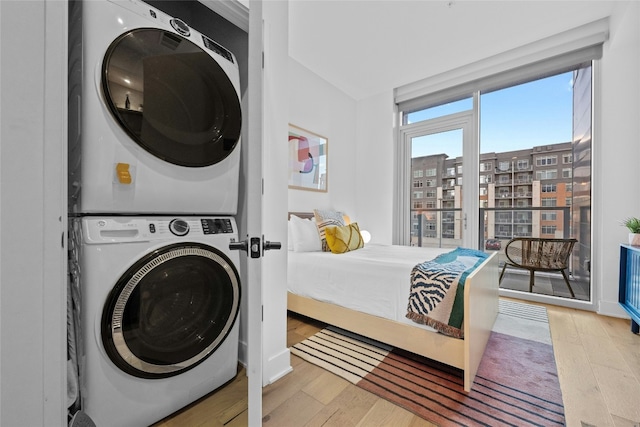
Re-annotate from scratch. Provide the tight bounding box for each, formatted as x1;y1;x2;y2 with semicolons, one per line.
75;216;241;426
69;0;242;215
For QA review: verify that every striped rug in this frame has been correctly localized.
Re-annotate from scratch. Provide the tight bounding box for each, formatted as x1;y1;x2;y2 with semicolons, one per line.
290;300;565;426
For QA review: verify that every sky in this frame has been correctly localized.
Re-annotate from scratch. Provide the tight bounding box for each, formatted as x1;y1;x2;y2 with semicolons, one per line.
410;72;574;158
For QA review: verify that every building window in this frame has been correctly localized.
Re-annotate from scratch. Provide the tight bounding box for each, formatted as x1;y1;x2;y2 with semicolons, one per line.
498;161;510;171
565;197;572;206
563;154;573;164
457;165;463;175
536;169;558;180
542;225;557;235
562;168;572;178
426;179;435;187
426;200;436;209
413;180;423;188
480;174;492;184
425;168;436;177
413;170;423;178
426;190;436;198
565;183;573;192
480;188;487;196
412;201;423;209
536;155;557;166
542;184;557;193
457;177;463;185
446;167;456;177
413;191;423;199
516;159;529;170
542;211;557;221
480;162;493;172
541;198;557;207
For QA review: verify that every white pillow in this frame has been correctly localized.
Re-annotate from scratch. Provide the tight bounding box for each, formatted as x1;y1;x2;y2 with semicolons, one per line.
288;220;294;251
290;215;322;252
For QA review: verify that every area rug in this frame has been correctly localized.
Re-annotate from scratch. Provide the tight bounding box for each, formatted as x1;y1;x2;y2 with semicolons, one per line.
290;300;565;426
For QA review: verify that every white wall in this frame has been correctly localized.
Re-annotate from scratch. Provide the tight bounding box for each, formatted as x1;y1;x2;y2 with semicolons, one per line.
354;91;395;244
287;58;358;218
596;0;640;317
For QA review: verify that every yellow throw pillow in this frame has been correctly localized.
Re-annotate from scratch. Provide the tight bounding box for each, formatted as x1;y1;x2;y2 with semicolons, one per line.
314;209;347;251
325;222;365;254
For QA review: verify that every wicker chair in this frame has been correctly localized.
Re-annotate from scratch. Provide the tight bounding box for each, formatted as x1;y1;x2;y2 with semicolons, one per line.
499;237;578;298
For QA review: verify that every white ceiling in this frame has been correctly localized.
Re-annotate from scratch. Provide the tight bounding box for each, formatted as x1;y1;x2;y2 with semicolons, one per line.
288;1;617;100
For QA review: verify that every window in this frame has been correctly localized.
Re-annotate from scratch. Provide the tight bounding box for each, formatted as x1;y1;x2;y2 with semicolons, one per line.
565;183;573;192
542;225;557;235
457;165;463;175
395;23;600;302
536;155;557;166
413;180;423;188
425;168;437;177
413;191;423;199
562;168;572;178
566;197;572;206
426;200;436;209
542;211;557;221
536;169;558;180
457;177;463;185
446;167;455;177
426;190;436;198
413;169;423;178
542;184;557;193
412;201;423;209
426;179;435;187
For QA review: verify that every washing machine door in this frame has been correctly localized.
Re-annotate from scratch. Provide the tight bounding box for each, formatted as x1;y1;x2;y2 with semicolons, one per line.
102;28;241;167
101;243;241;379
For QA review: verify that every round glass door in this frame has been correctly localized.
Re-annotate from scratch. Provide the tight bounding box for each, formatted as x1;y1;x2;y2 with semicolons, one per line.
102;29;241;167
101;243;241;379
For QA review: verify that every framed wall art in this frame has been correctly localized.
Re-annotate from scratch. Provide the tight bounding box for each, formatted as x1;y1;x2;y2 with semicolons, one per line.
288;124;328;192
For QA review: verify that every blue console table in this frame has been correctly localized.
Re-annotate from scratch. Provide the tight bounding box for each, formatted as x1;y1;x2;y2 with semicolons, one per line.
619;244;640;334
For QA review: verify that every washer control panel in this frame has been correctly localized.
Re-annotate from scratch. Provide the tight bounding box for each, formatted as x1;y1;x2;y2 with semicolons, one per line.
83;216;236;244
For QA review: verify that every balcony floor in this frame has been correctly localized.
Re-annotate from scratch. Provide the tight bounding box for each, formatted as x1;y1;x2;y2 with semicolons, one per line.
499;268;590;301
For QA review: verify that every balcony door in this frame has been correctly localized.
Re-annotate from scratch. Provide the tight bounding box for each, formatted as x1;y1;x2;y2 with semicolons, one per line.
398;109;477;250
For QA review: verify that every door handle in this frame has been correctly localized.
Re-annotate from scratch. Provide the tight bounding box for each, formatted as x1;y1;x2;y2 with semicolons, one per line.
263;240;281;252
230;237;281;258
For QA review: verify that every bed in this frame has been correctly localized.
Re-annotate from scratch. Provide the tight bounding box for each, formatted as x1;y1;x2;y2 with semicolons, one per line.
287;212;499;392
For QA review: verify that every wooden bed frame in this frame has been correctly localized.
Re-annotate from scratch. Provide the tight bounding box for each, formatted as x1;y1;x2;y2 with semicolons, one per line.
287;212;500;392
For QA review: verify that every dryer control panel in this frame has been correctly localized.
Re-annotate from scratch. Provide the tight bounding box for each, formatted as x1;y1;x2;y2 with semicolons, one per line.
201;218;234;234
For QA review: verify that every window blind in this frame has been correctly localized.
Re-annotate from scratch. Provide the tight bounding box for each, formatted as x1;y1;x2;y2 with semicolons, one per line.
395;18;608;114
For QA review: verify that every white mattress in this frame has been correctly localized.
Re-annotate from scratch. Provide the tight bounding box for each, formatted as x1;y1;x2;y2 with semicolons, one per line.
287;244;449;329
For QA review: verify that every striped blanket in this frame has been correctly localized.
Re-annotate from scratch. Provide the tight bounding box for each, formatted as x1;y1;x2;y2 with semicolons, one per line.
406;247;488;339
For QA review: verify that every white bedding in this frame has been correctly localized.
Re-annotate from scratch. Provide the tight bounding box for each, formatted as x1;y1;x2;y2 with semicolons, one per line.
287;243;450;330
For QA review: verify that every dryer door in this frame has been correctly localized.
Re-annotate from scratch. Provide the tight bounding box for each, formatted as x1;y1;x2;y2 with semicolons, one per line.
102;29;241;167
101;243;241;379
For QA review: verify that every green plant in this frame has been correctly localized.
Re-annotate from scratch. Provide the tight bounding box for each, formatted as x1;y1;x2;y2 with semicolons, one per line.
622;217;640;233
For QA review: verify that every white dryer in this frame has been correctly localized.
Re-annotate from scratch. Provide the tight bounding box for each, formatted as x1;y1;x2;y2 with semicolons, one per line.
75;216;241;427
69;0;242;215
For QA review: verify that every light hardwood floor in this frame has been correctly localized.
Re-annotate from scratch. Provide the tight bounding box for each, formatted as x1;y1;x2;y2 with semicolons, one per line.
155;298;640;427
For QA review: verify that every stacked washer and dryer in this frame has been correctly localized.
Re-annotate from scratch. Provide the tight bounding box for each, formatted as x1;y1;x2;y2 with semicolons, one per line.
68;1;243;425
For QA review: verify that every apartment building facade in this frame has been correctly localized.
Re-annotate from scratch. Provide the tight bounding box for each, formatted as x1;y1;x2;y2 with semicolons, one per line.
410;142;573;247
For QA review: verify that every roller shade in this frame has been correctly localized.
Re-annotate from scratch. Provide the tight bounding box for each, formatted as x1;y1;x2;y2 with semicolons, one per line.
396;18;608;113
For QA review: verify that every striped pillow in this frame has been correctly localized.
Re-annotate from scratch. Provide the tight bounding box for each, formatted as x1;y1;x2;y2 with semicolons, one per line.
313;209;347;251
325;222;364;254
